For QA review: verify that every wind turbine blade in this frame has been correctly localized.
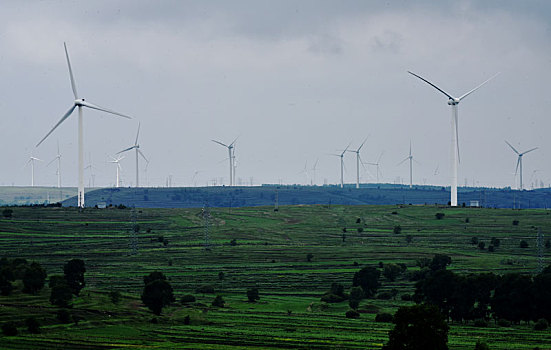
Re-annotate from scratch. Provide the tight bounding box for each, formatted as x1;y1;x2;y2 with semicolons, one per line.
408;71;454;100
36;105;76;147
312;158;319;170
47;158;57;167
212;139;228;148
397;157;409;166
358;137;368;151
64;42;78;99
505;140;520;155
521;147;538;156
515;157;520;175
458;72;500;101
117;146;136;154
230;137;239;147
455;113;460;163
135;122;141;145
138;149;149;163
80;100;132;119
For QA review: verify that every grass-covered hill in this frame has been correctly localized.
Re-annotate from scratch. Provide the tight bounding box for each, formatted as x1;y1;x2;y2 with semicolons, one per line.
0;204;550;349
60;184;551;209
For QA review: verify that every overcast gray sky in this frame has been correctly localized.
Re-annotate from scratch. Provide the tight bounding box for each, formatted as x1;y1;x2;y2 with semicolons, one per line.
2;0;550;189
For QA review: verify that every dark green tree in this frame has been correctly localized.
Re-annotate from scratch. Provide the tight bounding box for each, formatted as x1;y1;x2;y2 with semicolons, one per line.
491;273;533;323
247;287;260;302
383;304;449;350
383;263;402;282
63;259;86;296
141;272;175;315
212;295;225;307
352;266;380;298
49;275;73;308
23;262;47;294
430;254;452;271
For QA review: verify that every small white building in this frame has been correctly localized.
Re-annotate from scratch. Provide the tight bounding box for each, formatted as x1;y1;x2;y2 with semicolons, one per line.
469;200;480;207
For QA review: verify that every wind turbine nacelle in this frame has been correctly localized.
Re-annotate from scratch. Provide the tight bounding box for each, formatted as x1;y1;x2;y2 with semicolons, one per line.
75;98;85;106
447;98;459;106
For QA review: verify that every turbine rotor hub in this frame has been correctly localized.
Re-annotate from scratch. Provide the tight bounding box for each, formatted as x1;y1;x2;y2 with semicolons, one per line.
447;98;460;106
74;98;85;106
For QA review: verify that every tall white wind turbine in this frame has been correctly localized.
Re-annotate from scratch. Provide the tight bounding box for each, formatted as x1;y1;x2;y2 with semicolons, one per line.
26;156;43;187
348;138;368;189
212;138;237;186
109;155;125;188
408;71;499;206
36;43;132;207
505;140;538;190
117;123;148;187
47;142;62;188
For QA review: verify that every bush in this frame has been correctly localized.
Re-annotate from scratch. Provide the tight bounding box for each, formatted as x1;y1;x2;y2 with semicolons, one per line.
478;241;485;250
349;299;359;310
306;253;314;262
375;312;394;322
56;309;71;323
181;294;196;303
534;318;549;331
512;220;519;226
230;239;237;246
2;209;13;218
520;240;529;248
184;315;191;325
109;290;121;304
357;227;364;233
488;245;495;252
377;292;392;300
475;340;490;350
393;225;402;234
212;295;225;307
1;321;17;336
400;294;412;301
471;236;479;245
26;317;40;334
406;235;413;244
473;319;488;327
320;293;346;303
345;309;360;318
435;212;445;220
497;318;511;327
247;288;260;302
491;237;501;247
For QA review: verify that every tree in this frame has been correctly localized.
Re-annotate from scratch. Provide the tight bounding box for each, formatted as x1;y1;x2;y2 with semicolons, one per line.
352;266;380;298
478;241;485;250
1;321;18;336
141;272;175;315
491;273;533;323
2;209;13;218
26;317;41;334
212;295;225;307
23;262;47;294
430;254;452;271
63;259;85;296
247;287;260;302
471;237;479;245
414;269;458;319
519;240;529;248
393;225;402;234
349;286;363;309
383;263;403;282
383;304;449;350
49;275;73;308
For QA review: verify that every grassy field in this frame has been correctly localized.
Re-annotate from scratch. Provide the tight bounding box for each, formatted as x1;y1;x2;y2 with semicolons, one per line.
0;204;550;349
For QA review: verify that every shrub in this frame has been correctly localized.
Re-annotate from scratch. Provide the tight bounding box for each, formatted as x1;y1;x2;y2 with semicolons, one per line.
490;237;501;247
377;292;392;300
475;340;490;350
356;218;361;224
109;290;121;304
183;315;191;325
406;235;413;244
56;309;71;323
345;309;360;318
473;319;488;327
375;312;394;322
497;318;511;327
1;321;17;336
520;240;529;248
230;239;237;246
465;217;470;223
247;288;260;302
488;245;495;252
181;294;196;303
393;225;402;234
435;212;445;220
534;318;549;331
512;220;519;226
478;241;485;250
400;294;412;301
320;293;346;303
471;237;479;245
357;227;364;233
349;299;359;310
306;253;314;262
212;295;225;307
26;317;40;334
2;209;13;218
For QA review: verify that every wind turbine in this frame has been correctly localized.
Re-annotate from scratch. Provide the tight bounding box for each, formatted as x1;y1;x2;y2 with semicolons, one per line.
36;42;132;207
109;155;124;188
26;156;43;187
408;71;499;206
347;138;368;189
298;161;309;185
212;138;237;186
330;144;350;188
47;142;62;188
311;158;319;186
117;123;148;188
367;152;384;183
505;140;538;190
397;141;418;189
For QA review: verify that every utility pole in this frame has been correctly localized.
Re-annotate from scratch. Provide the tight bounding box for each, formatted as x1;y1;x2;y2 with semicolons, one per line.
130;207;138;255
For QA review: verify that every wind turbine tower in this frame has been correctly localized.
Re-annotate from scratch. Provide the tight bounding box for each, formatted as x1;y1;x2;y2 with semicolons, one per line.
117;123;148;187
398;142;417;189
505;140;538;190
26;156;43;187
47;142;62;188
408;71;498;206
36;42;132;207
348;138;368;189
212;138;237;186
109;155;124;188
331;144;350;188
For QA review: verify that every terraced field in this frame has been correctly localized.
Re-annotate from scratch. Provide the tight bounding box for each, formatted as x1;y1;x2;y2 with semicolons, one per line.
0;204;550;349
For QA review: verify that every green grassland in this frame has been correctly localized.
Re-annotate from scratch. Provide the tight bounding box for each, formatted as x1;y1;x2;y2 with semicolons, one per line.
0;204;550;349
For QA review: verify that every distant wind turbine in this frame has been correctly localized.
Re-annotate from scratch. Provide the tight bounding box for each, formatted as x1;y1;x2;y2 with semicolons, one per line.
298;160;309;185
330;144;350;188
366;152;384;183
311;158;319;186
109;155;124;188
408;70;499;206
397;141;419;189
212;138;237;186
47;142;62;188
36;42;132;207
505;140;538;190
348;137;368;189
117;123;148;188
26;156;43;187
